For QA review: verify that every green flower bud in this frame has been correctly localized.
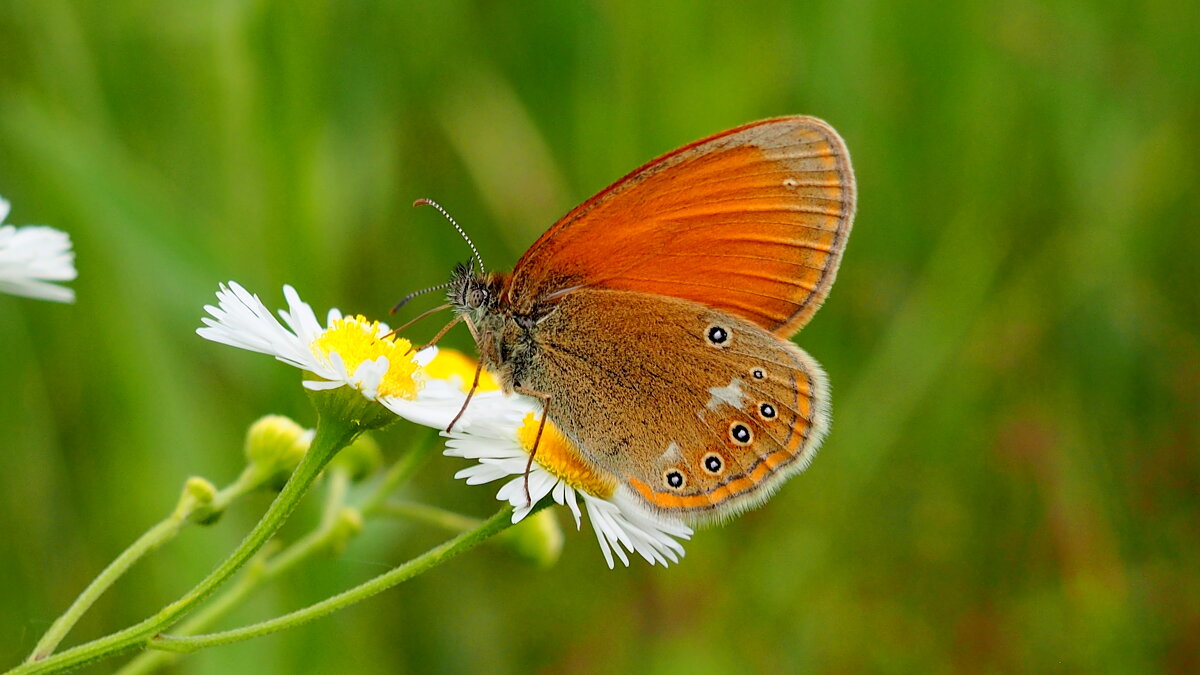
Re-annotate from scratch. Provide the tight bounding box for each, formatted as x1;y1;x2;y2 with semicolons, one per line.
327;507;364;555
329;433;383;482
175;476;218;523
244;415;313;489
500;510;563;568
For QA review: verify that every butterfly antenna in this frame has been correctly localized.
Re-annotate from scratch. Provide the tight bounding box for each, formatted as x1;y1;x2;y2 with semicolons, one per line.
390;281;453;315
413;198;486;275
383;303;453;342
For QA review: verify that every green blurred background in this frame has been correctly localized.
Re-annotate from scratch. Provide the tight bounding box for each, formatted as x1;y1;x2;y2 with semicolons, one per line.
1;0;1197;672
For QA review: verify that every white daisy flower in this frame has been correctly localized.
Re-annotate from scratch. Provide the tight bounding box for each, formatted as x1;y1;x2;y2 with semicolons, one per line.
197;281;500;430
445;405;693;568
0;197;77;303
197;282;434;403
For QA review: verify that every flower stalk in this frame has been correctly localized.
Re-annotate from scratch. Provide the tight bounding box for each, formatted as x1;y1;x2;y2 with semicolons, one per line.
24;468;268;663
116;436;535;674
115;467;356;675
15;411;360;674
148;505;519;655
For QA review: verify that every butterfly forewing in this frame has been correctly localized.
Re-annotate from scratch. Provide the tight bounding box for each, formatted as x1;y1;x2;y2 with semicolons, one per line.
508;116;856;338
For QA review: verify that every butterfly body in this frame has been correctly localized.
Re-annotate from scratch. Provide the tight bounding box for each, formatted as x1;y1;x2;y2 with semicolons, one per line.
448;116;855;523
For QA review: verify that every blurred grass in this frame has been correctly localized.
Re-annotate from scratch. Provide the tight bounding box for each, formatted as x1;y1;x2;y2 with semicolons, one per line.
1;0;1196;672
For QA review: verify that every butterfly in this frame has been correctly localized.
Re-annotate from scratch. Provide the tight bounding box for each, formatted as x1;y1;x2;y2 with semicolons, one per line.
442;116;855;523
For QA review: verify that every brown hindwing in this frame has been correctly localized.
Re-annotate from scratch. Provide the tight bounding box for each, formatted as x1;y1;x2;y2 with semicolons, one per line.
520;289;830;523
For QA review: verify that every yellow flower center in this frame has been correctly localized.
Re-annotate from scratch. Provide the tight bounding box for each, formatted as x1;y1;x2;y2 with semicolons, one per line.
423;349;501;393
516;413;616;499
309;316;421;399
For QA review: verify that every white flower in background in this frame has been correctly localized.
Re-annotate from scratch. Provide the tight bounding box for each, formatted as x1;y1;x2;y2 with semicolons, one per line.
0;197;77;303
446;406;693;568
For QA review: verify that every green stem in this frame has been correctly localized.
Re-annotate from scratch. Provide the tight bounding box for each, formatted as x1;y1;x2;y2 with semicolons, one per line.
13;413;359;675
116;470;354;675
26;519;179;663
318;469;351;528
116;439;439;675
148;506;515;654
379;501;482;533
24;469;263;663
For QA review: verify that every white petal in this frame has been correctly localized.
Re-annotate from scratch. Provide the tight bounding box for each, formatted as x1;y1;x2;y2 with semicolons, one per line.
0;211;77;303
387;387;531;432
454;464;512;484
0;277;75;303
348;355;390;401
198;282;322;375
279;284;325;347
413;346;438;366
564;487;582;529
528;471;558;504
593;524;617;569
302;379;344;391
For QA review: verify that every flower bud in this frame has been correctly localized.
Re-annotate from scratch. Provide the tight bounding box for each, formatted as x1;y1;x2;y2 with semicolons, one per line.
500;509;563;568
327;507;364;555
175;476;218;522
244;415;312;489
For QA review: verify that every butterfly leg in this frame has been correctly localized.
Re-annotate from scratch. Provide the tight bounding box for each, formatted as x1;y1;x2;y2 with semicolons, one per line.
446;357;484;434
514;385;552;507
445;313;489;433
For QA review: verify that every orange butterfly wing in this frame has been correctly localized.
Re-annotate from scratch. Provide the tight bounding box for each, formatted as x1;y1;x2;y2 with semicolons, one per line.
508;116;856;337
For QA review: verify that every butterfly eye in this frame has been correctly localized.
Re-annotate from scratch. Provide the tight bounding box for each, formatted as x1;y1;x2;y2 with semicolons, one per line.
729;422;753;446
706;325;730;347
702;452;725;475
751;368;766;380
759;403;777;420
467;287;489;308
663;469;686;490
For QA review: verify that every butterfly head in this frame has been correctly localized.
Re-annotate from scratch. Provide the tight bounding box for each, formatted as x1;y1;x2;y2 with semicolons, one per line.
448;262;507;320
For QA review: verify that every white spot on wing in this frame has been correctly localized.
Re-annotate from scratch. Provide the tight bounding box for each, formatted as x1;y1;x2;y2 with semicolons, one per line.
706;378;745;412
660;442;682;461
